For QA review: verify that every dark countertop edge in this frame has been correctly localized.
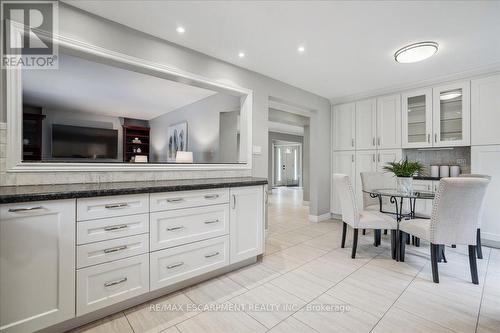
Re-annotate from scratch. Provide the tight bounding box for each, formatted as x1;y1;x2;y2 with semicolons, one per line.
413;176;441;181
0;178;268;204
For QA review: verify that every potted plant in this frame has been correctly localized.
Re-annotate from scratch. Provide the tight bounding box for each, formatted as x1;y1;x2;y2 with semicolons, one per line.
383;159;425;193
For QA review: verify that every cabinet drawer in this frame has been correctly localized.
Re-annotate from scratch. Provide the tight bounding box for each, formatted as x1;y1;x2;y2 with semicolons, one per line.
77;234;149;269
77;194;149;221
151;204;229;251
77;254;149;316
77;213;149;245
150;189;229;212
150;236;229;291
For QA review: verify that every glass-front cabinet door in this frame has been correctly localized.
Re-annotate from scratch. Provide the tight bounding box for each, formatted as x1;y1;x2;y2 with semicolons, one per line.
402;89;433;148
432;81;470;147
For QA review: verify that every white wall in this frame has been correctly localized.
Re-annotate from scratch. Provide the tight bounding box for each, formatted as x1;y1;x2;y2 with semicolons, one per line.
0;3;331;217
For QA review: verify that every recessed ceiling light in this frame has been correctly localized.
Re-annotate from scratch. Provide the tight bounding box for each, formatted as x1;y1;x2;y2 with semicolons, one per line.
297;45;305;53
394;41;438;63
440;91;462;100
176;26;185;34
238;52;245;58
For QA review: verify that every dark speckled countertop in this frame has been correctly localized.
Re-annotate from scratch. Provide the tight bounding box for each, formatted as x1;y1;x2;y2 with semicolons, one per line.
413;176;441;181
0;177;268;204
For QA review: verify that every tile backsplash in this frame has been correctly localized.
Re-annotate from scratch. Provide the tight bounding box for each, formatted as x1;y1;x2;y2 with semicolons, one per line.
403;146;471;175
0;122;251;186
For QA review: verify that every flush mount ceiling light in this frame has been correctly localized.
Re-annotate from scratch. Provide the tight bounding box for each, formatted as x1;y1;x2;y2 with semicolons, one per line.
394;41;438;63
297;45;305;53
238;52;245;58
176;26;185;34
440;91;462;100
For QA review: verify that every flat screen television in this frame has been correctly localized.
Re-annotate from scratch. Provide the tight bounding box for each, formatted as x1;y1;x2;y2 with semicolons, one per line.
52;124;118;160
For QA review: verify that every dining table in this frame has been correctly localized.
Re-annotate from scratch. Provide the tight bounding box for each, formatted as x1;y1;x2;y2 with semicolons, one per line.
362;188;444;262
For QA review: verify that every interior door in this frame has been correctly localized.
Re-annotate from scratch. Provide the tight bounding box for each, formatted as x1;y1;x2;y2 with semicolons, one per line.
402;89;433;148
274;145;300;187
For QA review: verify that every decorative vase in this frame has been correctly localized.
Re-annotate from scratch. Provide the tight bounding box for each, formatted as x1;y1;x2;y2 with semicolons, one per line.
397;177;413;194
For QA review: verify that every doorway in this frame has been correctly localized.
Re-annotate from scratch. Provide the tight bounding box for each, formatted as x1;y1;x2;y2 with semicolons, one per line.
273;142;302;187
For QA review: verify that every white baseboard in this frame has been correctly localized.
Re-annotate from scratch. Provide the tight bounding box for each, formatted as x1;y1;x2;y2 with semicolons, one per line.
308;213;331;223
482;232;500;249
302;201;310;206
330;213;341;220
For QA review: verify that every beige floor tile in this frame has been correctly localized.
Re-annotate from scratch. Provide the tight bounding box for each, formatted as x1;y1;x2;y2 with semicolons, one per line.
293;293;379;333
124;292;199;333
372;306;456;333
184;276;247;304
161;327;181;333
225;262;281;289
176;309;266;333
278;244;328;262
298;256;358;283
476;291;500;333
265;237;294;255
269;230;314;245
269;267;334;302
230;283;306;329
268;316;318;333
261;251;305;273
68;313;133;333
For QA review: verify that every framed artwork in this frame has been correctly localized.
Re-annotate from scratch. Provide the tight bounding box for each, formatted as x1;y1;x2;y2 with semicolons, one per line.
167;121;188;162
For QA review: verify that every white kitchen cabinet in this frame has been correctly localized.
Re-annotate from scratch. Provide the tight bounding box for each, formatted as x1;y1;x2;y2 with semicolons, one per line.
229;186;264;263
377;94;402;149
331;151;356;215
333;103;356;151
355;150;377;208
432;81;470;147
471;74;500;145
0;200;76;333
471;145;500;244
376;149;403;172
402;88;433;148
355;99;377;150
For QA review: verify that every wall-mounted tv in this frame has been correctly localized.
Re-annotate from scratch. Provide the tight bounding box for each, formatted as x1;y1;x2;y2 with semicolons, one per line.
52;124;118;159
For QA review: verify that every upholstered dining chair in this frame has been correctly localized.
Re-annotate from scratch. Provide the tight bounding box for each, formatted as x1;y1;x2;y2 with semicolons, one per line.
360;172;397;212
459;174;492;259
333;174;397;259
399;177;490;284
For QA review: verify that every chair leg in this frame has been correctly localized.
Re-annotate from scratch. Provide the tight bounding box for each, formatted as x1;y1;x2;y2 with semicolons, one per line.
399;231;406;262
351;228;359;259
374;229;381;247
477;229;483;259
341;222;347;248
391;230;396;260
384;229;387;235
415;237;420;247
406;233;411;244
468;245;479;285
362;229;366;235
430;243;440;283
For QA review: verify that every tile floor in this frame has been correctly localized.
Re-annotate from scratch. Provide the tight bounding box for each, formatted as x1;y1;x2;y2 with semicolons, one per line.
70;187;500;333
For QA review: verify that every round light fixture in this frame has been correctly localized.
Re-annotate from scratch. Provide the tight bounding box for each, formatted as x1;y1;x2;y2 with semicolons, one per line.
176;26;185;34
440;91;462;100
297;45;305;53
394;41;438;63
238;52;245;58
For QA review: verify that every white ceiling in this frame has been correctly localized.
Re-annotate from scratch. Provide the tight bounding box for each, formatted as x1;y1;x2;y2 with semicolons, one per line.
23;54;217;120
65;1;500;100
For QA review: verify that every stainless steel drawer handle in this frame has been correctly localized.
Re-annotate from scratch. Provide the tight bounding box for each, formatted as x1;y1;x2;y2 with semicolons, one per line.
104;203;129;209
166;226;185;231
204;219;219;224
167;198;185;203
167;262;184;269
104;224;128;232
104;277;127;287
205;252;220;258
104;245;128;254
8;206;43;212
204;194;220;200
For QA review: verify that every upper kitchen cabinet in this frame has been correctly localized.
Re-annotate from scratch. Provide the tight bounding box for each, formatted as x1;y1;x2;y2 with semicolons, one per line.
332;103;356;151
471;74;500;145
402;89;433;148
355;99;377;150
432;81;470;147
377;94;402;149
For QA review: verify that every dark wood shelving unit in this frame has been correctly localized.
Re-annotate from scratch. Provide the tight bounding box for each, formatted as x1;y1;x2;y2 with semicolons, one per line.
122;125;150;162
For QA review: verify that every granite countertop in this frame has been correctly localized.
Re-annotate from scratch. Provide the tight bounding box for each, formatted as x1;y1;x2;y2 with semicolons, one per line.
413;176;441;181
0;177;268;204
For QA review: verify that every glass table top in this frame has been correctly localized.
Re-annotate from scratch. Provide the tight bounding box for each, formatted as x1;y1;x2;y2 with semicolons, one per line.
363;188;435;199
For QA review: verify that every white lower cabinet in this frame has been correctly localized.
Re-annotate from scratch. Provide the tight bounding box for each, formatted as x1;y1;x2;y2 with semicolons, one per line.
150;236;229;290
229;186;264;263
472;145;500;243
77;254;149;316
0;200;76;333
